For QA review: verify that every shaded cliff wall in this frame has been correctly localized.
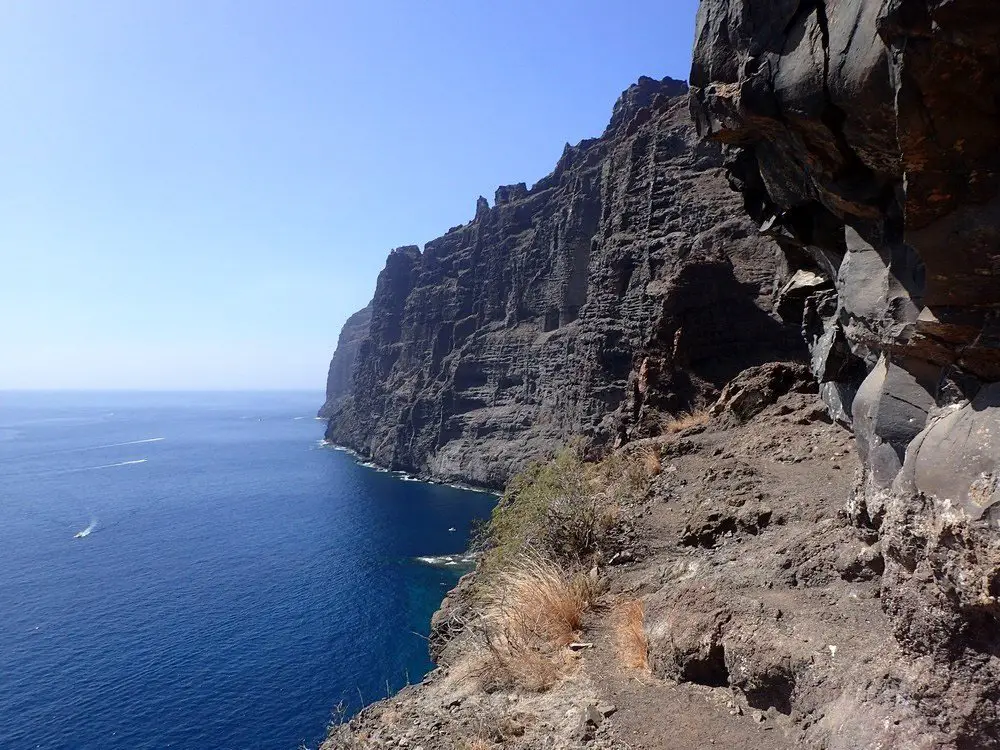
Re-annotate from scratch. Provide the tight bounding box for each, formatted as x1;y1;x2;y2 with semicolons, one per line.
692;1;1000;745
318;303;372;419
324;77;803;487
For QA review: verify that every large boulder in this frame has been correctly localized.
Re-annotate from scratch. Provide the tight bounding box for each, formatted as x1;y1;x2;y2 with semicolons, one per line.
710;361;814;424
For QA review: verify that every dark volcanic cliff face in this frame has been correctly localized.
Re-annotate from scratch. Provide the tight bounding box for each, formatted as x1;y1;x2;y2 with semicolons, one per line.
324;77;803;487
318;303;372;419
692;2;1000;745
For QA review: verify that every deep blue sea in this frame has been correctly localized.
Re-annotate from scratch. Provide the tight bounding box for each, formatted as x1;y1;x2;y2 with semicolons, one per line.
0;391;496;750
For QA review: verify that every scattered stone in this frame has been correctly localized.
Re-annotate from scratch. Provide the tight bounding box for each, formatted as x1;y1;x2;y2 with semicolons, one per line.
585;703;605;728
596;701;617;718
609;550;635;565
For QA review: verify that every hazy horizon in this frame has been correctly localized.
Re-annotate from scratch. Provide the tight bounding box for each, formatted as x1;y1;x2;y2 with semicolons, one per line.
1;0;700;390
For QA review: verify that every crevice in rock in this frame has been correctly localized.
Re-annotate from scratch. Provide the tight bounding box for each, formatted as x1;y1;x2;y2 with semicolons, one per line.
680;643;730;688
743;666;796;715
883;390;931;414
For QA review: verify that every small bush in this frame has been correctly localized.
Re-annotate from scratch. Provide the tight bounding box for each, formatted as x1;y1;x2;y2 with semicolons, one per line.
478;442;665;573
467;443;661;692
614;599;649;671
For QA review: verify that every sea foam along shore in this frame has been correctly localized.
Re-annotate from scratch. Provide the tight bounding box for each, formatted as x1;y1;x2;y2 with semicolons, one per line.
414;553;478;567
319;440;497;495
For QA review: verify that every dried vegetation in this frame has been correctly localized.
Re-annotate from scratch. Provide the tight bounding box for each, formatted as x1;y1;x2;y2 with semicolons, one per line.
614;599;650;671
660;409;710;434
462;444;663;692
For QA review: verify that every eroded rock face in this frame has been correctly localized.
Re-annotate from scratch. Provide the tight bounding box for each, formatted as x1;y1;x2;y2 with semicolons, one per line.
323;77;803;487
692;1;1000;744
317;303;372;419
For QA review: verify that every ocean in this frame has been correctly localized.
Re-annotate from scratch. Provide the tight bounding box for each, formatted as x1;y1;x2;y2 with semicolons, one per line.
0;391;496;750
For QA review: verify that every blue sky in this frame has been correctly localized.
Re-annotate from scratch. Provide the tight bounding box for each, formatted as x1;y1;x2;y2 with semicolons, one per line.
0;0;700;390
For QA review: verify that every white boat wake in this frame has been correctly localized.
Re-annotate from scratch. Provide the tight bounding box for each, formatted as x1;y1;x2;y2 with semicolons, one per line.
12;457;150;479
74;520;97;539
16;437;164;461
88;437;164;449
85;459;148;470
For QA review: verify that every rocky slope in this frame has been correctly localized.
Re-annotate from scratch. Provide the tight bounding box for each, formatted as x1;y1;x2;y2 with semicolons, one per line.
322;77;803;487
322;367;989;750
691;0;1000;745
322;383;884;750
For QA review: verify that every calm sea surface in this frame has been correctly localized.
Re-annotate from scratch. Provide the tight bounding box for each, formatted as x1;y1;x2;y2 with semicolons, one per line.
0;391;495;750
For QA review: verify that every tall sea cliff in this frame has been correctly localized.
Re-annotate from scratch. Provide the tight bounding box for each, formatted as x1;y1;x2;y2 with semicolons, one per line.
322;76;803;487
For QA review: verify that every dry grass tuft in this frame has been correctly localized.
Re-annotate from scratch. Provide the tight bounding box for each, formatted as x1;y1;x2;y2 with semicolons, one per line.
597;501;622;535
614;599;650;671
599;444;663;500
661;409;709;434
475;554;597;691
487;555;593;645
475;644;568;693
640;445;661;477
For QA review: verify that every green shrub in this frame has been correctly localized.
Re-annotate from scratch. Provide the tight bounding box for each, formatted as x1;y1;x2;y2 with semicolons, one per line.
476;441;663;577
478;448;607;571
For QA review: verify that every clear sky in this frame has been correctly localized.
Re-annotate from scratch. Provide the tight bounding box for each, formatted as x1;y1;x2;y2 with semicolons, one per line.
0;0;700;390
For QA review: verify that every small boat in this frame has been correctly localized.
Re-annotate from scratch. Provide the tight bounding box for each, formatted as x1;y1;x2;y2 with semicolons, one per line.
447;527;457;532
